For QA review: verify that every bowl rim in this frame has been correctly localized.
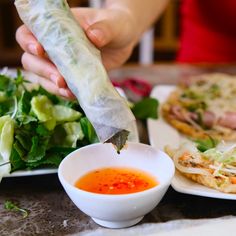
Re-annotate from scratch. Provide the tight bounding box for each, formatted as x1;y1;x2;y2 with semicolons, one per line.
58;142;175;199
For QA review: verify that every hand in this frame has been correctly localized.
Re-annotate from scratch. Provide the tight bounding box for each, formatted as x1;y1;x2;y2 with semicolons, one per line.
16;7;137;98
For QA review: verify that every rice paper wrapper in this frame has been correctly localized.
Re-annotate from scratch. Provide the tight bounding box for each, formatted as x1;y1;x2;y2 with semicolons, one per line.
15;0;138;143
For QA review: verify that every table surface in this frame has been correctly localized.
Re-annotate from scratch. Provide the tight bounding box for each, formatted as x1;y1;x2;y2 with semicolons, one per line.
1;64;236;236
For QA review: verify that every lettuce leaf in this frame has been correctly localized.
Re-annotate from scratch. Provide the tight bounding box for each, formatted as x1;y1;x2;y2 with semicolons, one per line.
62;122;84;147
31;95;54;122
0;72;99;173
0;115;14;162
53;105;82;122
0;115;14;179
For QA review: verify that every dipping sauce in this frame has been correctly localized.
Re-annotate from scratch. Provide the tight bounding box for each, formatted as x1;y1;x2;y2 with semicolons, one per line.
75;167;158;194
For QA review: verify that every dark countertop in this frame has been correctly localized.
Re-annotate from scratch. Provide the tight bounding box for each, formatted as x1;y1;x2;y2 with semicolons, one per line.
1;64;236;235
1;174;236;235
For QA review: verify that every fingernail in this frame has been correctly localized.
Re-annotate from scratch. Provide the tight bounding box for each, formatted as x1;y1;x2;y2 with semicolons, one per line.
50;74;60;86
89;29;104;45
59;88;69;97
28;44;38;55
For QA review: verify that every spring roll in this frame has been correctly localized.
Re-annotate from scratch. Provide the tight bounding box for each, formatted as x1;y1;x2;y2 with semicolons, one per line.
15;0;138;149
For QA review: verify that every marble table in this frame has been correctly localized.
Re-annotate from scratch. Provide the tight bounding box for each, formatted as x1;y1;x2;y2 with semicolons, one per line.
1;64;236;235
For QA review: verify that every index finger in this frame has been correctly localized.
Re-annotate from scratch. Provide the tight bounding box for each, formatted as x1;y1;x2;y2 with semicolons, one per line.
16;24;45;56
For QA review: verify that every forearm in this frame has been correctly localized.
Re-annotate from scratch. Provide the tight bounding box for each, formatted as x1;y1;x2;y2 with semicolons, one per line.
105;0;169;41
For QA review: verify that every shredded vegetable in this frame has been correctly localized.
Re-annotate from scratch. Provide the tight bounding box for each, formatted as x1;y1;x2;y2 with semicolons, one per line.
171;140;236;178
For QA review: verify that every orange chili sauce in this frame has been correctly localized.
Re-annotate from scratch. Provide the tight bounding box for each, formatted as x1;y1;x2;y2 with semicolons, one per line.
74;167;158;194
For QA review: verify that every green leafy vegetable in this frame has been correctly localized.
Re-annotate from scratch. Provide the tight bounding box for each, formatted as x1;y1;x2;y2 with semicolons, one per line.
80;117;99;144
105;130;129;154
4;200;29;218
0;116;14;162
194;136;218;152
203;146;236;164
203;148;223;162
53;105;82;122
0;74;16;96
0;71;100;173
26;147;75;168
62;122;84;147
24;136;49;163
31;95;54;122
10;144;25;171
181;89;204;100
208;84;220;98
131;98;158;119
185;101;207;112
15;69;27;88
16;90;33;124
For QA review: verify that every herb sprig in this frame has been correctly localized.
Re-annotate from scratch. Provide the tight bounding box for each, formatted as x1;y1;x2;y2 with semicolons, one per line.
4;200;29;218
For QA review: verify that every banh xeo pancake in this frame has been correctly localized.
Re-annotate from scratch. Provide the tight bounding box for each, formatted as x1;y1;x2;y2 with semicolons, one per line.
165;141;236;193
162;73;236;141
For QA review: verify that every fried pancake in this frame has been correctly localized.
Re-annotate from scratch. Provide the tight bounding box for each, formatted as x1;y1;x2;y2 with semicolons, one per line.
162;73;236;141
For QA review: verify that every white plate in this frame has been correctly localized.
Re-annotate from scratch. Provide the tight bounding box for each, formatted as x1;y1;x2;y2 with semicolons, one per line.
147;85;236;200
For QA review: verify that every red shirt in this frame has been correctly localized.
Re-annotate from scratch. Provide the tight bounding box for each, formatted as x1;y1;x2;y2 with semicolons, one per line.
177;0;236;63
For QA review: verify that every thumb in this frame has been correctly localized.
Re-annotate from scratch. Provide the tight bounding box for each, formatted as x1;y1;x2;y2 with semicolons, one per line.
86;20;115;48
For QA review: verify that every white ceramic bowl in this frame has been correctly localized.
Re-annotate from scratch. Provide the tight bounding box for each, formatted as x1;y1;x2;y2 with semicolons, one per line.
58;142;175;228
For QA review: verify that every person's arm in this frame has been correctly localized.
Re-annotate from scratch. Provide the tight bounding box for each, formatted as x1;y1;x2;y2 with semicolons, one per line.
105;0;169;43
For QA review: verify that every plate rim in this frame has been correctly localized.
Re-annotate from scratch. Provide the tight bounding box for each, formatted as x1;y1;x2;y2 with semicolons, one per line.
4;168;58;178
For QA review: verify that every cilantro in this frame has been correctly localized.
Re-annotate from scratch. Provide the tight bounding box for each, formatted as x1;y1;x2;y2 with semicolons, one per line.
4;200;29;218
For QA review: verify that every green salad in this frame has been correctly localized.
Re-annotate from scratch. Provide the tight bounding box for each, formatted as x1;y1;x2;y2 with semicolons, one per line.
0;70;99;174
0;71;158;175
